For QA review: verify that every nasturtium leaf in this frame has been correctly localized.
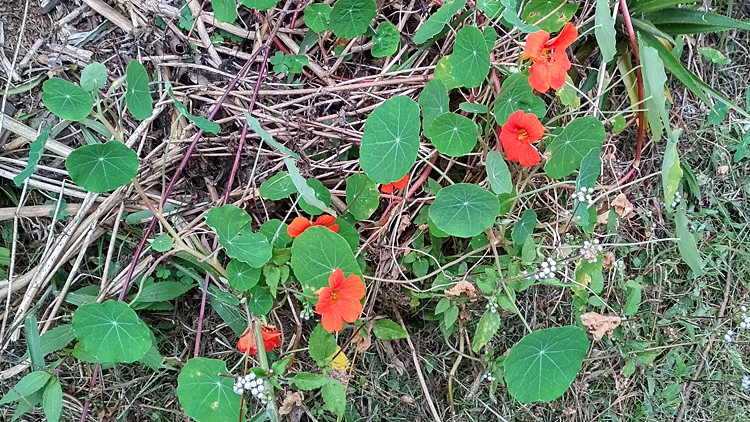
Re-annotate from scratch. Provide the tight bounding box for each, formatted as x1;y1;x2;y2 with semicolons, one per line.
304;3;331;32
290;226;361;296
66;142;139;193
239;0;279;11
373;319;409;340
80;62;108;91
434;56;462;89
544;117;606;179
309;323;337;366
425;112;478;157
413;0;467;44
329;0;376;39
177;358;242;422
226;259;261;291
14;126;50;187
575;149;601;232
500;0;539;33
676;207;704;276
521;0;578;33
451;25;490;88
125;61;153;121
247;286;274;315
335;218;360;251
493;73;546;125
429;184;500;238
259;219;293;248
486;150;513;194
419;79;450;131
298;179;332;216
285;158;335;215
503;326;589;402
458;102;490;114
151;234;173;252
471;308;501;352
360;96;421;184
371;22;400;58
167;85;219;134
476;0;504;19
42;377;63;422
260;171;296;200
211;0;237;23
512;209;537;246
72;300;152;363
594;0;616;62
555;78;579;109
204;205;272;268
483;25;497;50
42;78;92;121
345;174;380;221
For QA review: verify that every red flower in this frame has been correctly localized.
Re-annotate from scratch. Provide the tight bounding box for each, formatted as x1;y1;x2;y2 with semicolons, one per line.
499;110;544;167
523;23;578;93
287;214;339;238
237;324;282;355
380;174;409;194
315;268;366;332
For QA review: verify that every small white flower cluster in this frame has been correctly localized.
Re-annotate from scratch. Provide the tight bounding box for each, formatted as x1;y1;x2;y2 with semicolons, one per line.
739;306;750;330
580;239;603;263
300;303;313;321
485;297;498;314
573;187;595;206
233;372;268;405
670;191;683;209
742;375;750;391
534;257;557;280
724;330;735;344
483;372;496;382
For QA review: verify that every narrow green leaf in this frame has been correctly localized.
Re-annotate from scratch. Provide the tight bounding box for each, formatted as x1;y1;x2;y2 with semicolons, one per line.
25;314;45;368
595;0;616;62
285;158;335;215
471;309;500;352
662;128;683;208
244;112;300;159
413;0;467;44
647;8;750;34
298;179;332;216
639;41;670;142
0;371;51;406
486;150;513;194
239;0;279;11
131;281;194;305
125;61;153;121
500;0;539;33
512;209;537;246
42;378;63;422
14;126;50;187
675;207;704;276
166;84;219;134
698;47;731;65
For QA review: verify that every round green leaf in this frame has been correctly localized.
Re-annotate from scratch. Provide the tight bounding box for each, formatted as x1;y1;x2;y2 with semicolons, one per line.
521;0;578;33
493;73;547;126
413;0;467;44
290;226;361;297
298;179;331;216
80;62;108;91
66;142;139;193
434;56;462;90
345;174;380;221
360;96;421;184
425;112;478;157
226;259;261;291
125;61;153;121
42;78;93;121
371;22;400;58
544;117;606;179
486;150;513;194
247;286;274;315
503;326;589;402
211;0;237;23
419;79;449;131
239;0;279;11
259;219;292;248
329;0;376;39
304;3;331;32
451;25;490;88
177;358;241;422
71;300;152;363
429;184;499;238
259;171;295;200
204;205;272;268
335;217;360;251
151;234;174;252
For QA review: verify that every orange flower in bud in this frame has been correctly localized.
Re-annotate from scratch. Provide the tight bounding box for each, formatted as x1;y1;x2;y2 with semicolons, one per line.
380;174;409;194
499;110;544;167
523;23;578;93
287;214;339;238
315;268;366;332
237;324;282;355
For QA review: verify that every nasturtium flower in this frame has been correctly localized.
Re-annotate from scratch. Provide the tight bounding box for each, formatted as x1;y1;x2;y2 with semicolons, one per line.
523;22;578;93
499;110;544;167
380;174;409;194
315;268;366;332
237;324;282;355
287;214;339;238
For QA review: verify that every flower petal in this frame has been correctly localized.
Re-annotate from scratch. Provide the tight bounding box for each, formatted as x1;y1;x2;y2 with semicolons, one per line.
314;214;337;227
516;143;541;168
548;23;578;51
524;30;550;61
339;274;366;301
328;268;345;289
518;113;545;143
327;224;339;233
315;287;334;314
547;60;569;90
393;174;409;189
337;298;364;323
380;182;395;194
528;61;552;93
321;309;345;332
287;217;311;238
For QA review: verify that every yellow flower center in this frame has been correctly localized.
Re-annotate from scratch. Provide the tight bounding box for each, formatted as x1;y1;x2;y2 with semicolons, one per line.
330;289;339;301
517;129;529;141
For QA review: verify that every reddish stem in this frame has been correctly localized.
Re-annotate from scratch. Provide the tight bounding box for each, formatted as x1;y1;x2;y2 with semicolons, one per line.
619;0;645;166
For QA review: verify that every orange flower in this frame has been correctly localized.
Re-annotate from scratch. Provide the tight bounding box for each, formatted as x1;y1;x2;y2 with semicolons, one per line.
499;110;544;167
315;268;366;332
523;23;578;93
380;174;409;194
237;324;282;355
287;214;339;238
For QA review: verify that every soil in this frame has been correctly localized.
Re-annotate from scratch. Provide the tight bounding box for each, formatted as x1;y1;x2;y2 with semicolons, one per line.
0;0;56;53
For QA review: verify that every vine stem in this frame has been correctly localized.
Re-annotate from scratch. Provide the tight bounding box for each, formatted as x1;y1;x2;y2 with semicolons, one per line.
618;0;645;166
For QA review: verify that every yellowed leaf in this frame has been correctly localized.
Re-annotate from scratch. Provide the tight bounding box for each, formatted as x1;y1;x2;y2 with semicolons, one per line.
329;346;349;371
